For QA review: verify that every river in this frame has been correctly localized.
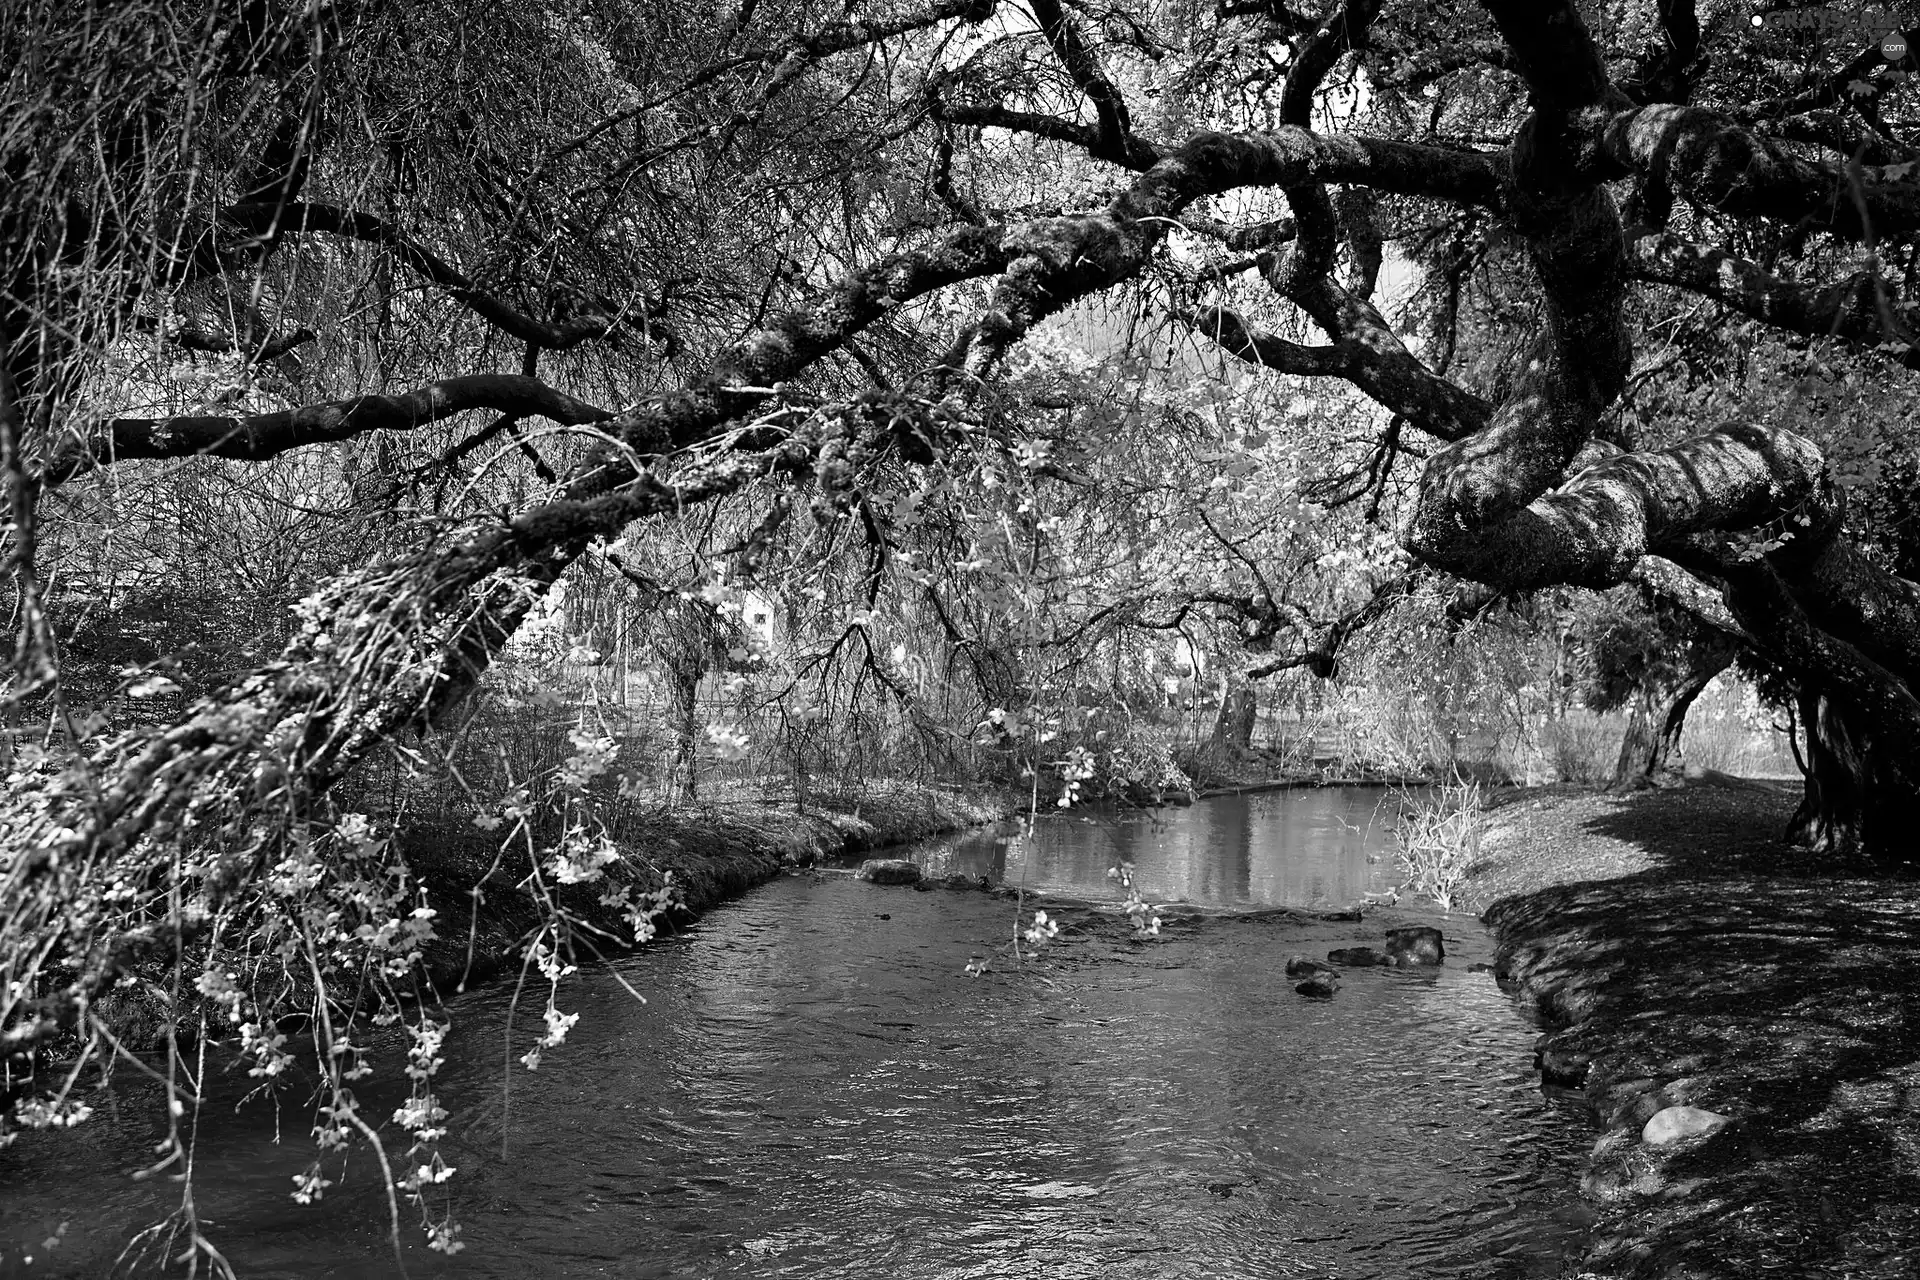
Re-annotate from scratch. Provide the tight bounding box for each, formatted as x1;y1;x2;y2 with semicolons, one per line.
0;788;1592;1278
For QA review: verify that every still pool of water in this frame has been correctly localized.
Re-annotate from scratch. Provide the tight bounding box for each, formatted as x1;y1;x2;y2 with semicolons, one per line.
913;787;1410;910
0;794;1591;1279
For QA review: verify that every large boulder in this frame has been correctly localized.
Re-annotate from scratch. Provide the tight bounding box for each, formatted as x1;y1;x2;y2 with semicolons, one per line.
1285;954;1336;978
856;858;922;886
1642;1105;1731;1145
1327;946;1392;967
1385;926;1445;966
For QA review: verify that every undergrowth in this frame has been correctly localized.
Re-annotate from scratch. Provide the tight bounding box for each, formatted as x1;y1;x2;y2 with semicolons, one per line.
1394;775;1486;911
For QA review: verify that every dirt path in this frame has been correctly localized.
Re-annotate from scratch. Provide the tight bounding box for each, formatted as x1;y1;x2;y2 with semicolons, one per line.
1470;784;1920;1278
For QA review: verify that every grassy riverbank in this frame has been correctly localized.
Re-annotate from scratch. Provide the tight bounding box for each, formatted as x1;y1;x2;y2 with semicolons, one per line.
1179;744;1433;794
1468;783;1920;1279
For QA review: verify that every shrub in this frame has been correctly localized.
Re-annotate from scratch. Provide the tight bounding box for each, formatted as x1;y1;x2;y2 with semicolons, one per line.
1393;775;1486;911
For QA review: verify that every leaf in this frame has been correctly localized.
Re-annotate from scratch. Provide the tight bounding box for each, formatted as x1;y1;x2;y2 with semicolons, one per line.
1849;78;1876;98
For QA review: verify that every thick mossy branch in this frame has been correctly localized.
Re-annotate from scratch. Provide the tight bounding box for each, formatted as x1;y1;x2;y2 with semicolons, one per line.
1604;106;1920;242
1407;0;1632;572
1413;423;1836;590
961;127;1505;373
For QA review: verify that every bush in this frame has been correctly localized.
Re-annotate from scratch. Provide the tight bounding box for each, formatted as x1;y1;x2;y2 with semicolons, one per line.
1393;775;1486;911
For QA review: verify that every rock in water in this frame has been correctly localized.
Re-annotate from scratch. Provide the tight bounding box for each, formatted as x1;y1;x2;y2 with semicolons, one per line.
1327;947;1391;966
1294;973;1339;999
1285;954;1335;978
1535;1044;1592;1089
1385;926;1445;966
856;858;922;886
1642;1106;1730;1145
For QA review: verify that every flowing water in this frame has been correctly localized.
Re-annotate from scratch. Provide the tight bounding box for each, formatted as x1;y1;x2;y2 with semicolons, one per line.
0;789;1593;1279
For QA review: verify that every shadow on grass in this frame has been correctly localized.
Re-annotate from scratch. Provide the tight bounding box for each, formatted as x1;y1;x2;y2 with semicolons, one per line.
1485;787;1920;1278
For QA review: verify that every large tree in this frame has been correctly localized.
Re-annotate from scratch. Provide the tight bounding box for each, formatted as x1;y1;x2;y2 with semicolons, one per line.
6;0;1920;1202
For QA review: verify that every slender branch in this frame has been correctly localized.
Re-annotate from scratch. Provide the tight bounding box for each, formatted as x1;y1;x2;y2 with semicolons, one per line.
1627;229;1920;368
48;375;611;484
1028;0;1159;168
220;203;644;351
1245;576;1413;679
1739;26;1920;135
159;324;317;363
928;102;1114;157
1183;302;1490;443
536;0;1001;179
956;127;1505;375
1369;37;1517;89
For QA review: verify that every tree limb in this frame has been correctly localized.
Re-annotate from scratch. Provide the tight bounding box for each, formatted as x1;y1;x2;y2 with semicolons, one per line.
1603;106;1920;243
1028;0;1159;168
956;127;1505;374
220;203;647;351
48;375;611;484
1182;305;1489;442
1627;229;1920;368
1408;0;1632;571
928;102;1118;159
158;324;318;363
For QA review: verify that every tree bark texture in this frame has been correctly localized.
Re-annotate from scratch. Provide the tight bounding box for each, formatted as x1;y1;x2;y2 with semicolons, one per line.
1210;683;1259;755
1610;635;1738;789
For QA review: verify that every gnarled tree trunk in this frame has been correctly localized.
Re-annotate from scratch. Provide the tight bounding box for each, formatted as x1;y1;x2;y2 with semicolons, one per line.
1610;636;1739;790
1783;690;1920;856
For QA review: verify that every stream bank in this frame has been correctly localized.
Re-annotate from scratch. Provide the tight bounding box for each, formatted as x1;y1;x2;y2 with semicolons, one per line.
403;779;1012;992
1470;784;1920;1278
84;780;1010;1051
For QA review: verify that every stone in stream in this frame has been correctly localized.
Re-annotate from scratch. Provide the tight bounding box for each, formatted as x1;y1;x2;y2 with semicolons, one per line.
1326;946;1392;967
856;858;922;886
1535;1043;1592;1089
1294;972;1339;999
1642;1105;1731;1145
1385;925;1445;966
1285;954;1336;978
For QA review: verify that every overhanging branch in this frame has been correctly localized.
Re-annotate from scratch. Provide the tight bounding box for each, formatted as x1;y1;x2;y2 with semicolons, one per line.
1628;229;1920;368
48;375;612;484
221;203;650;351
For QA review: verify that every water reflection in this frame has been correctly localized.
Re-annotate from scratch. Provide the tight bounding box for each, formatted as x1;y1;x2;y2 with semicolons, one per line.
918;787;1407;909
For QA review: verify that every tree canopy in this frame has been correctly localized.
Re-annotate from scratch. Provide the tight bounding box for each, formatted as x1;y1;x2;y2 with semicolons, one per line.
5;0;1920;1254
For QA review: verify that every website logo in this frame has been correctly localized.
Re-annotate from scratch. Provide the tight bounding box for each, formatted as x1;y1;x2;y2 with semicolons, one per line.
1750;5;1912;58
